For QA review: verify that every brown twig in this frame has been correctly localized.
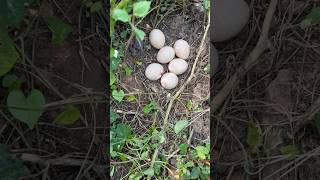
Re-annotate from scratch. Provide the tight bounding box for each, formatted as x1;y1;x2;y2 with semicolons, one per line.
18;153;106;177
163;12;210;127
211;0;278;113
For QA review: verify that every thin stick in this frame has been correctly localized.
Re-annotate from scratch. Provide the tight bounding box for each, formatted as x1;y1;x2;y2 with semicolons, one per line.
163;12;210;127
211;0;278;113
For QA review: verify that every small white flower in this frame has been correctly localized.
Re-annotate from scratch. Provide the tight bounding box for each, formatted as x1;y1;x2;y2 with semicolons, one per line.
114;50;119;58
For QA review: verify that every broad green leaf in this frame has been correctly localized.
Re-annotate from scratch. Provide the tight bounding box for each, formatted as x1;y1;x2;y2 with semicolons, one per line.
110;18;115;36
110;56;120;71
246;125;262;153
127;95;136;102
191;167;200;179
7;89;45;129
174;120;189;134
204;64;210;72
0;0;25;26
300;7;320;28
143;101;157;114
141;150;149;160
154;162;162;176
110;166;115;177
115;123;131;139
156;130;166;144
2;74;18;87
53;105;81;125
133;1;151;17
179;143;188;155
2;74;21;91
110;71;116;85
203;0;210;10
0;144;30;179
281;145;299;160
110;108;119;123
195;146;209;160
185;161;194;168
124;64;133;76
46;16;73;44
112;8;130;22
133;26;145;42
90;1;102;13
112;89;125;102
143;167;154;177
0;27;19;77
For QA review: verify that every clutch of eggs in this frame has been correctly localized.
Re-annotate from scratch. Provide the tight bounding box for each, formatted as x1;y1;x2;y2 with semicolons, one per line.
147;29;191;89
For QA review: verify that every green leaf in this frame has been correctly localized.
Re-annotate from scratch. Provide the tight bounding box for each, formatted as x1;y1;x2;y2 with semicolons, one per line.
133;26;146;42
143;101;157;114
0;144;30;179
0;0;25;26
179;143;188;155
110;71;116;85
195;146;209;160
143;167;154;177
90;1;102;13
115;123;132;139
110;166;115;177
2;74;21;91
46;16;72;44
112;90;125;102
112;8;130;22
174;120;189;134
141;150;149;160
110;18;115;36
203;0;210;10
111;56;120;71
300;7;320;28
0;27;19;77
53;105;81;125
204;64;210;72
127;95;136;102
110;108;119;123
157;130;166;144
185;161;194;168
191;167;200;179
246;125;262;153
124;64;133;76
133;1;151;17
281;145;299;160
7;89;45;129
187;100;193;111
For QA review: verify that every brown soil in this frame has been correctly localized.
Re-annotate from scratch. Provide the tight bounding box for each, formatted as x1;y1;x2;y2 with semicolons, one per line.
213;0;320;179
1;0;107;179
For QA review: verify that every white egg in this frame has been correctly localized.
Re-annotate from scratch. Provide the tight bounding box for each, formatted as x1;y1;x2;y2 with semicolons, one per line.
212;0;250;42
161;73;179;89
168;58;188;75
149;29;165;49
145;63;164;80
174;39;190;59
157;46;175;64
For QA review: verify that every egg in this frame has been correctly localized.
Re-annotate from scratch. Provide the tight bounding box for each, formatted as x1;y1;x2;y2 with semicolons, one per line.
157;46;175;64
211;44;219;74
149;29;165;49
212;0;249;42
145;63;164;80
161;73;179;89
174;39;190;59
168;58;188;75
